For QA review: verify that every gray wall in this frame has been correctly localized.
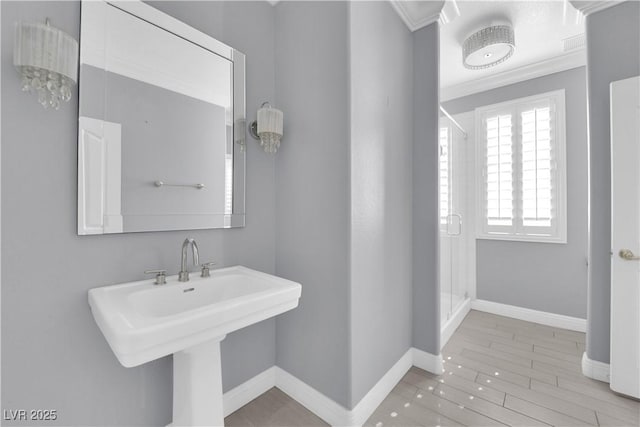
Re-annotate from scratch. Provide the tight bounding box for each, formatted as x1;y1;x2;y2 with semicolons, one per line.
1;1;276;425
274;1;351;409
3;0;445;420
584;1;640;363
348;1;414;406
412;23;441;355
443;67;589;319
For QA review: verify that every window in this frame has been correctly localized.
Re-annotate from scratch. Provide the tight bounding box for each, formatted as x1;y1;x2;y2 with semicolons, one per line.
476;90;567;243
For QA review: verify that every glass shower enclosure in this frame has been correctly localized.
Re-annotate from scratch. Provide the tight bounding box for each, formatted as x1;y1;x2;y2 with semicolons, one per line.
439;107;469;338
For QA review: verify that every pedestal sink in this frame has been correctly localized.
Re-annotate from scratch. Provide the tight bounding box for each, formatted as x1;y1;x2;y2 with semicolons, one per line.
88;266;302;426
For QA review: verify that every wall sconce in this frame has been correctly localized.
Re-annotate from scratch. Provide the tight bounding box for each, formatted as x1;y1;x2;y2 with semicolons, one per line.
14;19;78;110
249;102;284;153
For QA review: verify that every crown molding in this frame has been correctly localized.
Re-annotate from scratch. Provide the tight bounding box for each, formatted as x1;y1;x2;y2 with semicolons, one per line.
569;1;626;16
389;0;444;32
441;49;586;102
267;0;447;32
439;0;461;25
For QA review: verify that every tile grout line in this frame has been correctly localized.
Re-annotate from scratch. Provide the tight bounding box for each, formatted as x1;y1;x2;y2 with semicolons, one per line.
432;381;497;406
497;341;582;367
554;378;640;412
464;354;609;424
425;385;511;427
449;313;635;426
533;378;640;422
473;375;602;426
444;348;552;389
453;347;556;385
503;396;593;427
433;381;555;427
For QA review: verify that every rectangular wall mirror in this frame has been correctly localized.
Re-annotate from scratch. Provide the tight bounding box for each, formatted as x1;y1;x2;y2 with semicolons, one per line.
77;0;246;235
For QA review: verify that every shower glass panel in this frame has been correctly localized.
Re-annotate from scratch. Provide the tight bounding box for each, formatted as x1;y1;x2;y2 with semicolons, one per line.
439;112;467;326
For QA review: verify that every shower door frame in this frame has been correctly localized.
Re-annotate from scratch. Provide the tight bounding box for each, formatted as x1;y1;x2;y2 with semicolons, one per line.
439;110;477;349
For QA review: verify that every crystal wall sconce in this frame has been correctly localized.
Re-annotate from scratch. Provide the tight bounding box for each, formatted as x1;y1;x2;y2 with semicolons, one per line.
14;19;79;110
249;102;284;154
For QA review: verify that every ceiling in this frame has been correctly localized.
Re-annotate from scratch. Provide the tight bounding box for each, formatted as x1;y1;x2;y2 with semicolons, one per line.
438;1;585;94
268;1;595;99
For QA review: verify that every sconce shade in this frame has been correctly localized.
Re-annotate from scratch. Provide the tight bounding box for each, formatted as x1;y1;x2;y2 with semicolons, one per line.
14;21;78;109
257;106;283;136
257;105;283;153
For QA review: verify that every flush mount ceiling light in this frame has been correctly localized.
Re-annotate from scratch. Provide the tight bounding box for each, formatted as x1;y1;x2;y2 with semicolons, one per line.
462;24;515;70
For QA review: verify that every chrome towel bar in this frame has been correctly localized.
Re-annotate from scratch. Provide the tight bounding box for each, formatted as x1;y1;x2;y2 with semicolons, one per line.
154;181;205;189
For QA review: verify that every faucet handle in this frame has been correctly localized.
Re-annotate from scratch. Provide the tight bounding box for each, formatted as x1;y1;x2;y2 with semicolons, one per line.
200;262;217;278
144;269;167;285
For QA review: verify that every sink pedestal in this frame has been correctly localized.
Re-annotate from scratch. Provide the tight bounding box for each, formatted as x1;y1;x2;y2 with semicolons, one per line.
172;336;226;427
88;266;301;426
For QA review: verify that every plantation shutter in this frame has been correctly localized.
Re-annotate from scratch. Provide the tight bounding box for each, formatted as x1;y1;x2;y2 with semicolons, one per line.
477;90;566;243
517;99;560;236
483;111;514;234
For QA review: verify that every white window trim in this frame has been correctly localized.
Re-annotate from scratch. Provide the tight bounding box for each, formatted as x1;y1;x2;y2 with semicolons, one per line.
475;90;567;244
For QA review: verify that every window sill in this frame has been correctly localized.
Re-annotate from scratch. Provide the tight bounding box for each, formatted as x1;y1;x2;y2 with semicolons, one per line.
476;234;567;244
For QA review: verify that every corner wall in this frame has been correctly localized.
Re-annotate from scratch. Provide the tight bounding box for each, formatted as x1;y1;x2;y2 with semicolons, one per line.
349;0;414;407
275;1;441;409
274;0;351;408
412;22;441;356
584;1;640;363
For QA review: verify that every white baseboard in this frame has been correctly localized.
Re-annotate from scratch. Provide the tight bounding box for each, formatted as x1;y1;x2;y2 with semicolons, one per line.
223;366;277;416
349;349;413;426
222;347;442;427
441;298;471;349
412;348;444;376
581;352;610;383
222;301;592;424
471;299;587;332
275;367;350;427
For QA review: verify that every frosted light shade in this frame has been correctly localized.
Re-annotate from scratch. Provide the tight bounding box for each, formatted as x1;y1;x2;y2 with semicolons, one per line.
14;21;78;81
257;106;283;136
257;106;283;153
462;25;515;70
14;21;78;109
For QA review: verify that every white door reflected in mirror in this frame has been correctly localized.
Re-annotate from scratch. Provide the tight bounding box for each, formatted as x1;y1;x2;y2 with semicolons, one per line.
77;0;246;235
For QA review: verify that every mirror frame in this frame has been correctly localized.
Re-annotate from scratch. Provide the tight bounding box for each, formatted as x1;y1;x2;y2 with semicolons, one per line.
77;0;246;235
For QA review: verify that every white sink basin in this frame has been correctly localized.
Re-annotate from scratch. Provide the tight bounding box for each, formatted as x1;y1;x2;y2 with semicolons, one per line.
89;265;301;368
88;265;301;426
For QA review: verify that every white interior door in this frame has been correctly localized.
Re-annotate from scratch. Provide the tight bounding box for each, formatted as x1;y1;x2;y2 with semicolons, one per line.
610;75;640;399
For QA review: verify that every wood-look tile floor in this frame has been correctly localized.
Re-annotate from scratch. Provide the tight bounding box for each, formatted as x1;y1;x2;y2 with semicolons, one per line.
226;310;640;426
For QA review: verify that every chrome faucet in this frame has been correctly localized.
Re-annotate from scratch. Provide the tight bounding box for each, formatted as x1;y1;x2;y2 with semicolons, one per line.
178;238;200;282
